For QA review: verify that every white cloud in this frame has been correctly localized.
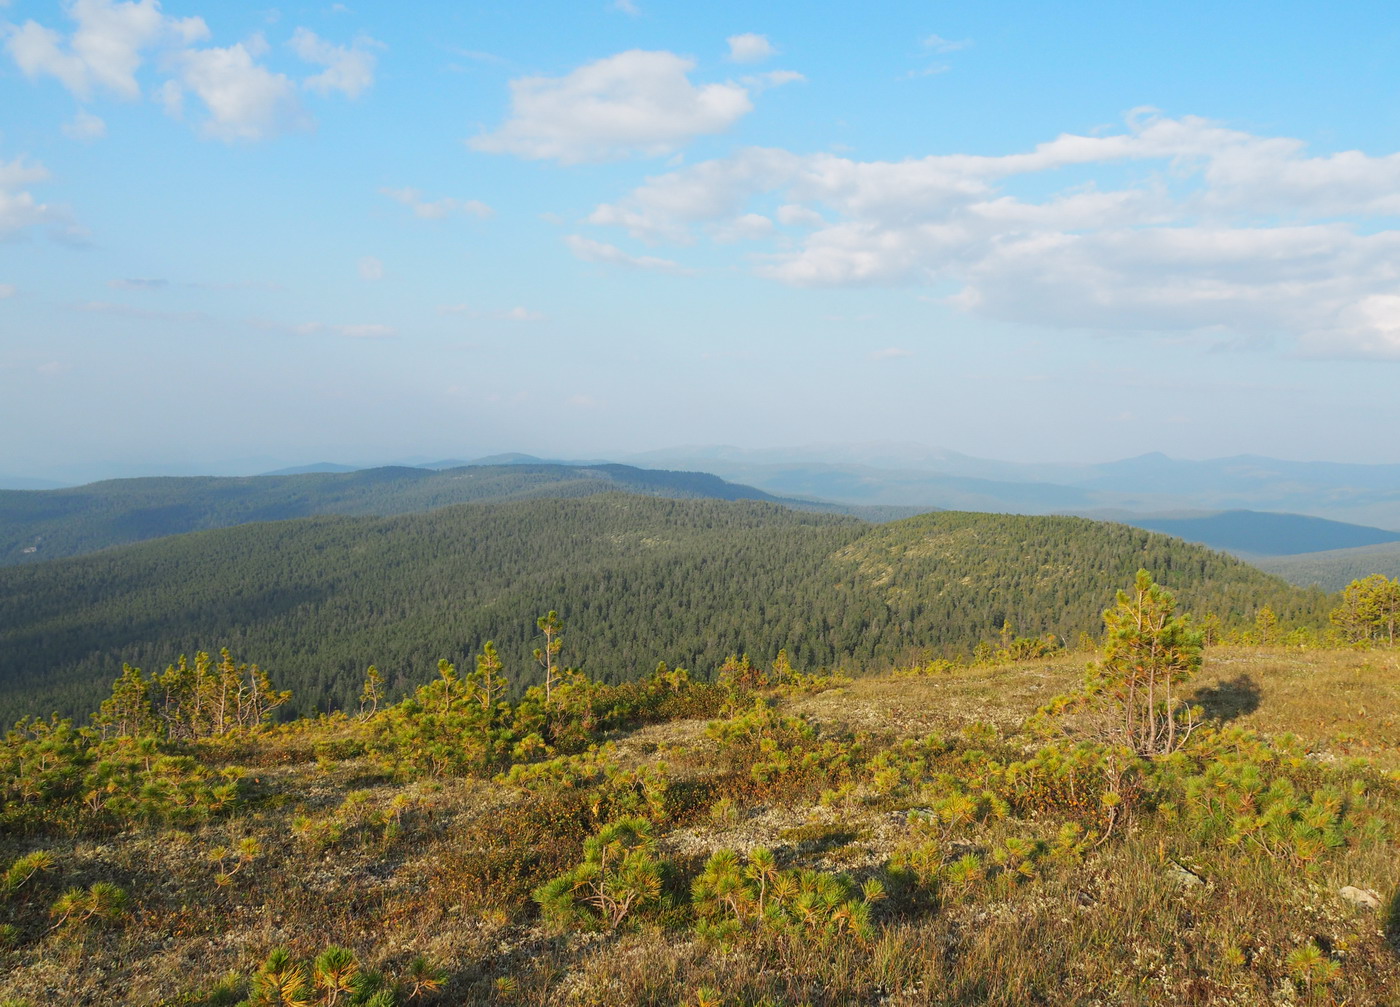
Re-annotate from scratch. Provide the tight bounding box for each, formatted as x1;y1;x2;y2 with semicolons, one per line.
610;0;640;15
871;347;913;360
174;35;307;141
357;256;383;280
438;303;545;321
5;0;208;100
108;277;167;289
292;320;396;339
744;69;804;90
289;27;378;98
0;156;51;191
154;77;183;116
922;34;971;53
710;212;773;243
564;234;692;274
588;147;800;242
0;154;81;242
6;4;368;141
337;323;395;339
580;113;1400;358
74;300;206;321
776;203;825;227
497;306;544;321
0;283;15;298
902;64;949;80
726;33;775;63
470;50;753;163
380;187;493;220
62;108;107;141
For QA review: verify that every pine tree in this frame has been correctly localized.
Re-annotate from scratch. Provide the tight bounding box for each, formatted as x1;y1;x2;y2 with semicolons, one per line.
1096;570;1203;756
358;665;384;719
534;611;564;707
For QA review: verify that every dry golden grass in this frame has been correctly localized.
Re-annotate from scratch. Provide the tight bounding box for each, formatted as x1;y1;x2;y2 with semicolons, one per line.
2;645;1399;1006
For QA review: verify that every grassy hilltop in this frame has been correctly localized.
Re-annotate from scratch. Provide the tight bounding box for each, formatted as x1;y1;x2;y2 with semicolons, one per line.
1;633;1397;1005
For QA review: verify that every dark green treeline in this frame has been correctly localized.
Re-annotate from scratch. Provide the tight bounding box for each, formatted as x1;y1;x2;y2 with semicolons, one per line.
0;496;1328;723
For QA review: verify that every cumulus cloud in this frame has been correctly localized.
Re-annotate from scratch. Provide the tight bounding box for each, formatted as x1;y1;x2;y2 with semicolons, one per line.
172;34;307;141
5;3;371;141
380;187;493;220
579;112;1400;357
564;234;692;274
5;0;208;100
726;33;775;63
710;212;773;243
470;50;753;163
289;27;378;98
357;256;383;280
776;203;825;227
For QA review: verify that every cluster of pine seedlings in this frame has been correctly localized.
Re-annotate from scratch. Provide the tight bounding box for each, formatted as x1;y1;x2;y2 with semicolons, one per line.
1;581;1398;1005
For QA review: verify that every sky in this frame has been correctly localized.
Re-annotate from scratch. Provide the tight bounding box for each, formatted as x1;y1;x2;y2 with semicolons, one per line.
3;0;1400;481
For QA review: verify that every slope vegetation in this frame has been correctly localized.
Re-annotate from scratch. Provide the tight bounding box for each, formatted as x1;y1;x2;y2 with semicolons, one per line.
1;646;1397;1005
1256;540;1400;590
0;497;1326;724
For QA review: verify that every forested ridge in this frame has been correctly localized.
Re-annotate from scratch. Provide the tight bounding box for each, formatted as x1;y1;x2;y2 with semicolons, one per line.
0;495;1328;725
0;462;838;567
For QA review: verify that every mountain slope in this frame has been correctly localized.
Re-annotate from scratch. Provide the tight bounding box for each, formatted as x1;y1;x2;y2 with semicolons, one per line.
0;496;1326;724
1255;540;1400;590
0;462;797;566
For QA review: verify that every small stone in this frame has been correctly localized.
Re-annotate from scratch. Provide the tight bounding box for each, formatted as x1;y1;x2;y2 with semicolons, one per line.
1339;886;1381;910
1165;861;1204;887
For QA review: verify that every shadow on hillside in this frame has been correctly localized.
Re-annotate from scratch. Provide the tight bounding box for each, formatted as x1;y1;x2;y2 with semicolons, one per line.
1386;889;1400;955
1192;673;1262;724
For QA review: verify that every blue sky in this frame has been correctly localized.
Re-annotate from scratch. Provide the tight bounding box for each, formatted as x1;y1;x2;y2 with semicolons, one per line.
3;0;1400;480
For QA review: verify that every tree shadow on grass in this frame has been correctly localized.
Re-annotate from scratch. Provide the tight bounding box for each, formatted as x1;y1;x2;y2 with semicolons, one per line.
1386;888;1400;955
1192;673;1262;724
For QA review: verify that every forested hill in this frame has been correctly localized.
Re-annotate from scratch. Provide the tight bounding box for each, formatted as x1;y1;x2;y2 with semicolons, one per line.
0;462;840;566
0;496;1328;724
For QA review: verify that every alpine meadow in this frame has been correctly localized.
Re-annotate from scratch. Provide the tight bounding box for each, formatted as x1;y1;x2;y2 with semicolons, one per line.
5;1;1400;1005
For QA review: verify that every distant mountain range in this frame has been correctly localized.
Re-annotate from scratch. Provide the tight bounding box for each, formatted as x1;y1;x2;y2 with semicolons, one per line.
1117;511;1400;558
8;446;1400;584
625;446;1400;531
0;461;931;567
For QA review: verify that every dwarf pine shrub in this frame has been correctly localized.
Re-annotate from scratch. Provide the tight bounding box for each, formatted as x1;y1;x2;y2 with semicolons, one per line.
533;817;669;931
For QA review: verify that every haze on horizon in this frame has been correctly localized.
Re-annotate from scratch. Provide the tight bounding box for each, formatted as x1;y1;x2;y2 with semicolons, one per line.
5;0;1400;480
